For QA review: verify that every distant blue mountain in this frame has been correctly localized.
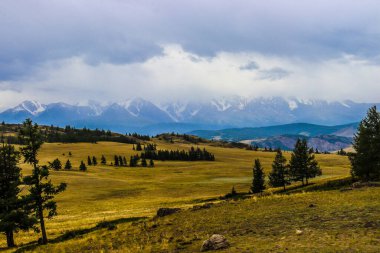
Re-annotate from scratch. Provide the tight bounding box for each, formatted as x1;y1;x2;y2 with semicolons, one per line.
188;122;359;152
0;97;374;135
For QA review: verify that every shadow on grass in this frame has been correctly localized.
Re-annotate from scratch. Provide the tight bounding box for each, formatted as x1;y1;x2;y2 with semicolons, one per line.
12;216;147;253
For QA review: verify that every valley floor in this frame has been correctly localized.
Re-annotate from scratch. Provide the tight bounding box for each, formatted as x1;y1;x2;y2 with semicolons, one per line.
1;141;371;252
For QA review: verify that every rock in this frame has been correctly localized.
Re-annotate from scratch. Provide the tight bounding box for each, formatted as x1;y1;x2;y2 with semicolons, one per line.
192;203;214;211
295;229;303;235
156;208;181;217
308;204;316;208
352;181;380;189
200;234;230;251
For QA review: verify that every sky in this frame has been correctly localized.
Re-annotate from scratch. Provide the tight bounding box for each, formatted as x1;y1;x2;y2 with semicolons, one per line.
0;0;380;110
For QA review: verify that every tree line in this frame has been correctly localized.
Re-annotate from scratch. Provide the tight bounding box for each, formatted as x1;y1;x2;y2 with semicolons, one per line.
0;123;150;145
0;119;66;247
140;147;215;161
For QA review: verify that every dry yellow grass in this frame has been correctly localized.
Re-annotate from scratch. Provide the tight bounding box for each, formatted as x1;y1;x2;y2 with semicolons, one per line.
1;140;351;250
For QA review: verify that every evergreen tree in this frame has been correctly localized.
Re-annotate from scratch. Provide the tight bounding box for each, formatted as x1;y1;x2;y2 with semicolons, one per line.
79;161;87;171
141;157;147;167
289;139;322;186
114;155;119;166
19;119;66;245
136;143;142;151
101;155;106;165
118;156;123;166
87;156;92;166
123;156;127;166
350;106;380;180
68;152;72;156
64;159;72;170
0;144;36;247
48;158;62;170
92;156;97;166
149;159;155;167
269;149;290;190
251;159;266;193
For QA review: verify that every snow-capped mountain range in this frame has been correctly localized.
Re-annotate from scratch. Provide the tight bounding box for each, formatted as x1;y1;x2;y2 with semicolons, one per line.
0;97;377;134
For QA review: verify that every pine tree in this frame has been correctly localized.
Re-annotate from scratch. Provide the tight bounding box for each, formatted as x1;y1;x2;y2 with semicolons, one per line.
19;119;66;245
269;149;290;190
149;159;155;167
349;106;380;181
251;159;266;193
123;156;127;166
0;144;36;247
87;156;92;166
141;157;147;167
92;156;97;166
101;155;106;165
79;161;87;171
64;159;72;170
114;155;119;166
136;143;142;151
48;158;62;170
118;156;123;166
289;139;322;186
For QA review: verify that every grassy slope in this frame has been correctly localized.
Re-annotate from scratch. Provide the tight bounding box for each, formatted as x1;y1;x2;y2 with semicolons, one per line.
0;141;352;251
22;187;380;253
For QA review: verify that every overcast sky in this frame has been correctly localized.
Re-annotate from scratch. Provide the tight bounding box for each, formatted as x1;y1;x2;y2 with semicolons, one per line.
0;0;380;109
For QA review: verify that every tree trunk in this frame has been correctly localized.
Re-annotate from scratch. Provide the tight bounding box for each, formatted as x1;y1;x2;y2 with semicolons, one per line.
301;178;304;186
6;230;15;247
306;177;309;185
38;204;48;244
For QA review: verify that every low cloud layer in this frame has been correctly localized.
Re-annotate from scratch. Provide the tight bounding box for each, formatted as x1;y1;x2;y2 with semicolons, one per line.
0;0;379;109
1;45;380;110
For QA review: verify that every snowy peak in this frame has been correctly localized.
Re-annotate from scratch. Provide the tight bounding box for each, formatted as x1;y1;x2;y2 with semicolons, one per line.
13;100;46;116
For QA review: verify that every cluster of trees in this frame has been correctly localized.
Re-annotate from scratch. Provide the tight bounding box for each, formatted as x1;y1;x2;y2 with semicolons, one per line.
349;106;380;181
251;139;322;193
0;119;66;247
0;122;150;145
140;147;215;161
127;133;151;141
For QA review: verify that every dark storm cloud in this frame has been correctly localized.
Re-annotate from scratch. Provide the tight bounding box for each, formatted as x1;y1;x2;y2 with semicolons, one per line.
1;0;379;81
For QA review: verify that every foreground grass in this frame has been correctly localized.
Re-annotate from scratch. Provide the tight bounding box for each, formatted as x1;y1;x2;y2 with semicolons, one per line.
19;187;380;252
1;141;351;250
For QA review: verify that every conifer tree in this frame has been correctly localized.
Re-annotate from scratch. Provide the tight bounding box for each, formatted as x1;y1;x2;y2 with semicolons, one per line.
0;144;36;247
79;161;87;171
289;139;321;185
118;156;123;166
101;155;106;165
149;159;154;167
269;149;290;190
87;156;92;166
48;158;62;170
251;159;266;193
114;155;119;166
123;156;127;166
64;159;72;170
92;156;97;166
19;119;66;245
349;106;380;180
141;157;147;167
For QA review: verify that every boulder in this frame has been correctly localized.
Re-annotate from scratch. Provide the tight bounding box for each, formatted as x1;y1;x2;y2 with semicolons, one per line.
200;234;230;251
156;207;181;217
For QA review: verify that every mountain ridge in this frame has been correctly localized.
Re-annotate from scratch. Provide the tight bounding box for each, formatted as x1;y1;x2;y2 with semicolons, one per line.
0;97;375;134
